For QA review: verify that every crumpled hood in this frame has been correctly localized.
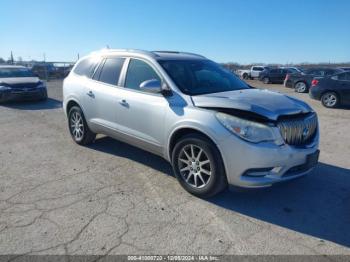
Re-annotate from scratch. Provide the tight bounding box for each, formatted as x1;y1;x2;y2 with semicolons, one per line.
0;77;40;85
191;88;313;121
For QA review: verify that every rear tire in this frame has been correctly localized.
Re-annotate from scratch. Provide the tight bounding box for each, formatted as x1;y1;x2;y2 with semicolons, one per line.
294;82;308;93
171;134;227;198
321;92;339;108
263;77;270;84
68;106;96;145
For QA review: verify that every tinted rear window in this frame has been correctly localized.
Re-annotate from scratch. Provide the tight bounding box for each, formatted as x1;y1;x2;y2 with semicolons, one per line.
74;57;100;77
0;68;35;78
287;68;298;73
98;58;125;86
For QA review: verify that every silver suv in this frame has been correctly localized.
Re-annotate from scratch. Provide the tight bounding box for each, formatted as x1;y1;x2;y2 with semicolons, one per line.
63;49;319;197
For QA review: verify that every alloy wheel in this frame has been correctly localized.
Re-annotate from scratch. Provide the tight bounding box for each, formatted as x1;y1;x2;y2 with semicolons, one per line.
178;144;212;189
295;82;306;92
322;93;337;107
70;111;84;141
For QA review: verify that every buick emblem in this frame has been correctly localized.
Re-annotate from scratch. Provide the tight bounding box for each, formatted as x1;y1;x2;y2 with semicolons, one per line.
302;127;310;138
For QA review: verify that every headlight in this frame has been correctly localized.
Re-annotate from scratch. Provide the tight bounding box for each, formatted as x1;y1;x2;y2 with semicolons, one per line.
0;85;11;91
216;112;279;143
37;81;46;88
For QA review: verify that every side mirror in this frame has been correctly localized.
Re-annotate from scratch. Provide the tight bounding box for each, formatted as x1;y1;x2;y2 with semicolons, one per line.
139;79;162;93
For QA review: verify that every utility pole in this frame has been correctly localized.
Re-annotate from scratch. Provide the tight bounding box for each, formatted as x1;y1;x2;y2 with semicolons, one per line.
10;51;14;64
43;53;48;82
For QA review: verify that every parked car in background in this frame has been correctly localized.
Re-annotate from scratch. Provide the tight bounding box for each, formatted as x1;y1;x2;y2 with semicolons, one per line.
284;67;343;93
250;66;269;79
338;67;350;71
236;66;269;80
281;67;302;74
0;65;47;103
63;49;319;198
259;68;289;84
310;71;350;108
31;64;57;79
236;69;251;79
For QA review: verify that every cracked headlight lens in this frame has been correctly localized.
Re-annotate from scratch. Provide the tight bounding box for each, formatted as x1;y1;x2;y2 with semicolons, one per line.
216;112;277;143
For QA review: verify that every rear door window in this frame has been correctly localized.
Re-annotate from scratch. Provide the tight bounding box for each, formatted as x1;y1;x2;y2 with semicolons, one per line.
98;57;125;86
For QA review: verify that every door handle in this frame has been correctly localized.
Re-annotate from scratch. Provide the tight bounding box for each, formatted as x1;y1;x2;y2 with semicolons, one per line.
87;91;94;98
119;99;129;107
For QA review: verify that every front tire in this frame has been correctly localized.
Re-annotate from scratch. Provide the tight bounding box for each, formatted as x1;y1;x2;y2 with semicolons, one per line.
321;92;339;108
68;106;96;145
171;134;227;198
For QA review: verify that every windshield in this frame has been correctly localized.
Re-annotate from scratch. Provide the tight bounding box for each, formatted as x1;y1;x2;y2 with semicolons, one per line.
159;59;250;95
0;68;36;78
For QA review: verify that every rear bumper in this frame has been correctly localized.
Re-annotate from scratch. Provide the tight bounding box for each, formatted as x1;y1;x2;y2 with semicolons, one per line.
284;79;293;88
0;88;47;102
309;88;322;100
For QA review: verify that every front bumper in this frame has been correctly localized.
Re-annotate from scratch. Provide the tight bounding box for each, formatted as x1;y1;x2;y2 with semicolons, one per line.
218;133;319;188
0;87;47;103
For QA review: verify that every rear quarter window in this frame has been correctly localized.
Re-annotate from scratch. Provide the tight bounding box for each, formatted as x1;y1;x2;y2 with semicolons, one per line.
73;57;100;77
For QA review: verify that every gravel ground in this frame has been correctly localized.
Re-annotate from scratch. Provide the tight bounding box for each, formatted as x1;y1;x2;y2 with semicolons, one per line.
0;80;349;257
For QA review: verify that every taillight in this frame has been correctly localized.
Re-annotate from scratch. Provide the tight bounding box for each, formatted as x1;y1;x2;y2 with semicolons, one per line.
311;79;319;87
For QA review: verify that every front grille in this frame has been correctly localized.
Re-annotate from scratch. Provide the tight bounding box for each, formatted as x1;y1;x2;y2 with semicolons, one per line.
277;113;318;146
8;82;40;89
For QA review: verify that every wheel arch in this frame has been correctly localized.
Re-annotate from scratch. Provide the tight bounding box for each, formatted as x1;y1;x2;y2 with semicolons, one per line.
294;80;308;88
167;127;223;164
65;97;86;116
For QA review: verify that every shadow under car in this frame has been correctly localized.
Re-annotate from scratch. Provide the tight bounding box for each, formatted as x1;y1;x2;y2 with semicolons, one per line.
88;136;350;248
1;97;62;110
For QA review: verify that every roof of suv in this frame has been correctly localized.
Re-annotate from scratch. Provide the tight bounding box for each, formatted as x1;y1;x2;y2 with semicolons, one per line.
91;49;206;60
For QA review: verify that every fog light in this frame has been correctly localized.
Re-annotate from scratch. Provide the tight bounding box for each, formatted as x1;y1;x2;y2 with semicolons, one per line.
243;167;273;177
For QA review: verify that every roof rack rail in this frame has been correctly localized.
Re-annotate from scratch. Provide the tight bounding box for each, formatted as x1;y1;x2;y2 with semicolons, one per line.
153;51;180;53
152;51;206;59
